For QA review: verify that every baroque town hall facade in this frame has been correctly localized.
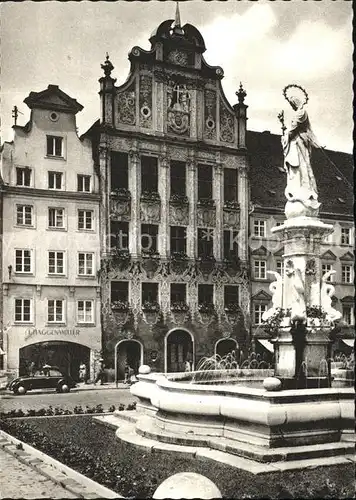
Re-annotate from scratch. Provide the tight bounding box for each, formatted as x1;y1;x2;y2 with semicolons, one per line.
87;18;251;376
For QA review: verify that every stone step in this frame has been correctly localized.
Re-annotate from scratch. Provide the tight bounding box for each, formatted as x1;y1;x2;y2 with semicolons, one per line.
135;414;355;463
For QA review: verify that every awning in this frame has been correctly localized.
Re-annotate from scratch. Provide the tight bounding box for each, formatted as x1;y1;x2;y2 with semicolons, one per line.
341;339;354;347
258;339;274;353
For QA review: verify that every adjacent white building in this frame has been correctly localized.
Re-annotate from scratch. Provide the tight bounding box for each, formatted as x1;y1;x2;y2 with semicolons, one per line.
0;85;102;379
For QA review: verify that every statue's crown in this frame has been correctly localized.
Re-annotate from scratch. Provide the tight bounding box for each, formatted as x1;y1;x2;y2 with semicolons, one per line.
283;84;309;106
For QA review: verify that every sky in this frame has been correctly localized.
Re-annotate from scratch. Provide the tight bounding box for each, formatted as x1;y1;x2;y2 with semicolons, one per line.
0;0;353;153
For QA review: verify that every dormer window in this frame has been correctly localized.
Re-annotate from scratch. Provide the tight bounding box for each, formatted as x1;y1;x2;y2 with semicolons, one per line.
46;135;63;157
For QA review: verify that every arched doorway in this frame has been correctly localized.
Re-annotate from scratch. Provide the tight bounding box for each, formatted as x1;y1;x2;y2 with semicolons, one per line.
215;338;239;362
165;329;194;373
115;340;143;381
19;342;90;381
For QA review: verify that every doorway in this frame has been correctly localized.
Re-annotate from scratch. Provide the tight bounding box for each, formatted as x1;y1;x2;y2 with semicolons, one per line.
116;340;143;380
166;329;194;373
215;338;239;361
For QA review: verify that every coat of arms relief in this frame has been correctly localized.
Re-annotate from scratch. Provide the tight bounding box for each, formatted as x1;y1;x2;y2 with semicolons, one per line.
167;82;191;136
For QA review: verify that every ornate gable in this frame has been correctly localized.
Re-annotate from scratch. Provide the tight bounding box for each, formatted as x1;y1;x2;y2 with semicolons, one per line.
24;85;83;114
100;9;245;148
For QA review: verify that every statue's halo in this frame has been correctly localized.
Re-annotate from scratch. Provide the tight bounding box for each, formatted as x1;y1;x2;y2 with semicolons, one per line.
283;84;309;106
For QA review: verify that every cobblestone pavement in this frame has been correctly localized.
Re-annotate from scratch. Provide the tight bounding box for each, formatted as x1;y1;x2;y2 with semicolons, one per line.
0;447;78;499
0;387;136;413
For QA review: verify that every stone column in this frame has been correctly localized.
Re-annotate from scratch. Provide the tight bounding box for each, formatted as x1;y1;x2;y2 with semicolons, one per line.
129;149;140;258
99;139;110;255
158;152;169;258
213;159;223;261
271;218;334;389
187;157;197;259
237;163;249;263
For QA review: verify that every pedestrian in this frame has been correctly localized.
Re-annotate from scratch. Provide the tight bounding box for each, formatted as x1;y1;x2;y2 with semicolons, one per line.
28;361;35;377
79;362;87;384
128;366;136;385
94;358;105;386
43;364;51;377
185;359;191;372
124;362;130;384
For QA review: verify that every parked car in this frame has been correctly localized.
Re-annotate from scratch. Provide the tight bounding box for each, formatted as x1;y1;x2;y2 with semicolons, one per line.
7;366;77;395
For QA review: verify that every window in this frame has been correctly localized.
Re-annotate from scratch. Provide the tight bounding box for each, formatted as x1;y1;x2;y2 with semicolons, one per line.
170;161;186;196
46;135;63;157
16;167;31;187
48;171;63;190
110;221;129;251
78;210;93;230
275;221;283;227
16;205;33;226
254;260;267;279
323;232;333;244
170;226;187;254
111;152;128;190
342;265;353;284
48;251;65;275
322;264;334;282
142;282;158;303
342;306;354;325
198;284;213;305
77;300;94;323
254;220;266;237
224;168;237;202
77;175;91;193
141;224;158;253
276;260;284;276
78;253;94;276
223;230;239;260
141;156;158;193
198;164;212;200
15;298;32;322
47;299;64;323
111;281;129;302
48;208;64;229
15;249;32;273
224;285;239;307
198;228;214;258
341;228;351;245
254;304;268;325
171;283;186;304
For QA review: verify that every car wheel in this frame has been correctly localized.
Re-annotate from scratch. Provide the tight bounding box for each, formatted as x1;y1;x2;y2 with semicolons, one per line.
15;385;27;395
60;384;70;393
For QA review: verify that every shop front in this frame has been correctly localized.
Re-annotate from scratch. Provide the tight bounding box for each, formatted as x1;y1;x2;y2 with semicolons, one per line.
8;325;101;381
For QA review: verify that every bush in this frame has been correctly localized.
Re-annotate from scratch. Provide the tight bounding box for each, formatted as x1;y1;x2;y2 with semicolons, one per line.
0;403;134;419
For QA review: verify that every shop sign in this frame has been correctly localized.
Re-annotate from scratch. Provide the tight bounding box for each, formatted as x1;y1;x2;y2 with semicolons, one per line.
24;328;80;342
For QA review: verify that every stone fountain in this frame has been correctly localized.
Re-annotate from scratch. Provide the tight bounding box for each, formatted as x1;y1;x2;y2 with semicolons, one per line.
96;86;354;471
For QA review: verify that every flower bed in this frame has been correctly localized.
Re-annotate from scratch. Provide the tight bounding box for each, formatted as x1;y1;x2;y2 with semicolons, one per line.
0;413;353;499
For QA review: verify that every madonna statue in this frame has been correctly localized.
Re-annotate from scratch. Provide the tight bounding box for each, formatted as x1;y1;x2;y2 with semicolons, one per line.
279;85;321;219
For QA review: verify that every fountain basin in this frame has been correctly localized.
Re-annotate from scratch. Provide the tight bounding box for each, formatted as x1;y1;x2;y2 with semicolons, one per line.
129;372;354;462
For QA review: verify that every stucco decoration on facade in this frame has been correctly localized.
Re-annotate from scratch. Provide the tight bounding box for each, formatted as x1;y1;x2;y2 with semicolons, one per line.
219;98;235;143
139;74;153;128
117;81;136;126
204;89;217;140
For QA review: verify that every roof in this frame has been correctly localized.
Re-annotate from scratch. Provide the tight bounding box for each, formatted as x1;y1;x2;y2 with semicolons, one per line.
24;84;83;114
247;130;353;217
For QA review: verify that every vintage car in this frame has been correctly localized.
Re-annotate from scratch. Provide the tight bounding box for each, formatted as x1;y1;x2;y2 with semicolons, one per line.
7;366;77;395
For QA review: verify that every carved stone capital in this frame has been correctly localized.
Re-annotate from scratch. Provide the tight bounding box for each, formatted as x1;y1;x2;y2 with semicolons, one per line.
159;155;170;168
129;150;140;163
214;163;223;175
187;159;196;172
